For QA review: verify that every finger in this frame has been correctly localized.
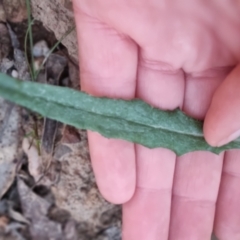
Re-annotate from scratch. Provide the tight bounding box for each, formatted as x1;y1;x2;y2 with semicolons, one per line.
123;55;185;240
169;69;227;240
204;65;240;146
73;5;138;203
214;150;240;239
169;152;224;240
122;148;176;240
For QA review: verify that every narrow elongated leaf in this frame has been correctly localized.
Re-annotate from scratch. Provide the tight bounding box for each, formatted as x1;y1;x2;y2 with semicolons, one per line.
0;72;239;156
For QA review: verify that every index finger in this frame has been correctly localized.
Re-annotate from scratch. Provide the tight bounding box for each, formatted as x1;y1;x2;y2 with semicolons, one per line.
73;2;138;203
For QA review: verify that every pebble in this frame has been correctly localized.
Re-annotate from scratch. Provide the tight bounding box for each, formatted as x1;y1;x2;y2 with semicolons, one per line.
32;40;50;57
11;69;18;78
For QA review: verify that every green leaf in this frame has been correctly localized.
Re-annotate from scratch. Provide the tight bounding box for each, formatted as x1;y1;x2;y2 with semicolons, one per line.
0;72;239;156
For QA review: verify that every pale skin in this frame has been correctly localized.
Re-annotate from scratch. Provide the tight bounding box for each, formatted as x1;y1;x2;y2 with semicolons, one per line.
72;0;240;239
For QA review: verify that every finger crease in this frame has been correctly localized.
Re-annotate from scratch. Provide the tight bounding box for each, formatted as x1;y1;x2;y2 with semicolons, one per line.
139;58;181;74
172;193;216;207
137;186;172;194
222;171;240;178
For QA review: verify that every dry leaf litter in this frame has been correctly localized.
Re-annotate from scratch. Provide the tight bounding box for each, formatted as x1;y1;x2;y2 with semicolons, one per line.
0;1;121;239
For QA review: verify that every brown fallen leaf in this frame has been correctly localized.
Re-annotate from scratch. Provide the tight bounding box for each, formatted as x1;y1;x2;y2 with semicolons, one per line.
8;207;30;225
0;161;16;199
17;179;63;240
0;2;6;22
61;126;81;144
22;137;62;187
41;53;68;171
22;138;43;183
2;0;27;23
0;216;9;229
68;59;80;90
0;23;11;62
0;98;19;199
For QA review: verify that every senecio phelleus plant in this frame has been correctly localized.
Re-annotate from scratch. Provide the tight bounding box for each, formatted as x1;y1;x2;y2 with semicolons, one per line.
0;72;239;156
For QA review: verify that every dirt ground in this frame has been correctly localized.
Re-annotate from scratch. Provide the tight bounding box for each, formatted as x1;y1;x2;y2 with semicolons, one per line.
0;1;121;239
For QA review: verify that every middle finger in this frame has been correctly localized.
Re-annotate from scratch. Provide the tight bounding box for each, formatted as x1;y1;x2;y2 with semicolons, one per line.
122;53;185;240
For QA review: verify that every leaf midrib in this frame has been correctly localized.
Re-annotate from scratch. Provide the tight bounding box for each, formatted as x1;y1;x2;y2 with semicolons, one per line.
9;84;205;139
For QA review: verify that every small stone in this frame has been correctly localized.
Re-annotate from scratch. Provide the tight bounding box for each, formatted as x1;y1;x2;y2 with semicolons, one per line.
33;40;50;57
11;69;18;78
0;58;14;73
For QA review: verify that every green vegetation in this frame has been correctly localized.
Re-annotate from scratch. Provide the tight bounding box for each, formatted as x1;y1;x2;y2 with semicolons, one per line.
0;72;239;156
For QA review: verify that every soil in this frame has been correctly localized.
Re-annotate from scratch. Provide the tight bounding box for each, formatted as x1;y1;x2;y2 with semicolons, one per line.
0;1;121;240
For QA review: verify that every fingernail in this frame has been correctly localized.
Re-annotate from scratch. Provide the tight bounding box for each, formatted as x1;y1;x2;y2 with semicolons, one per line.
217;129;240;147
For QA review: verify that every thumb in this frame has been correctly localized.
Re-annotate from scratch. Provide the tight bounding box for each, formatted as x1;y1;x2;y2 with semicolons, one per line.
204;64;240;147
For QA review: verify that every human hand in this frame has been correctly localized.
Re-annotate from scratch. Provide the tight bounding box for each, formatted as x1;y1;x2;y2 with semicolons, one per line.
73;1;240;239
